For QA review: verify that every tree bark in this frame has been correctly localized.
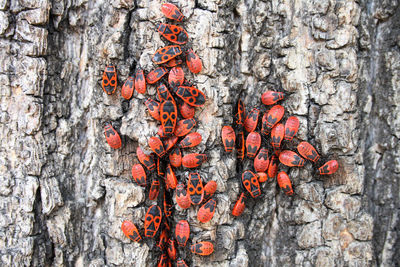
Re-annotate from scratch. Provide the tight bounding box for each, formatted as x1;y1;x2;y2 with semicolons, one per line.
0;0;399;266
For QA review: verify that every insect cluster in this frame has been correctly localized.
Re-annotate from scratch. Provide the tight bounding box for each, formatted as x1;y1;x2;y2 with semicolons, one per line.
222;92;339;217
102;3;215;266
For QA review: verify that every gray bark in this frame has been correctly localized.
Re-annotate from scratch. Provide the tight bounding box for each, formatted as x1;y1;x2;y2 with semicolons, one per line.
0;0;399;266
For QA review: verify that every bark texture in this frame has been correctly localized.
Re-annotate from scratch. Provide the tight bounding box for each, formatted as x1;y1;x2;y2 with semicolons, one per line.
0;0;399;266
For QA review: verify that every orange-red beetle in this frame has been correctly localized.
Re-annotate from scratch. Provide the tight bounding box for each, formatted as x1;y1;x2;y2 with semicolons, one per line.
147;67;168;84
102;65;117;95
104;123;122;149
174;86;206;107
158;23;188;45
284;116;299;141
179;132;202;148
153;45;182;65
297;141;320;162
121;220;142;242
254;148;269;172
244;108;260;133
318;160;339;175
182;153;207;168
176;183;191;209
175;220;190;247
166;164;177;189
145;98;161;121
257;172;268;183
175;118;196;137
121;76;134;100
163;192;173;218
246;131;261;158
186;48;202;74
168;66;185;88
157;83;174;102
267;154;279;179
271;123;284;150
203;180;217;201
279;150;305;167
161;2;185;21
163;135;178;152
197;199;216;223
160;100;177;136
235;99;245;127
144;205;162;237
242;170;261;198
261;105;284;134
131;164;146;187
179;102;195;119
163;57;182;68
149;179;160;200
134;69;146;94
149;136;166;158
167;238;177;260
221;126;236;152
187;172;204;205
232;193;246;217
277;171;294;195
261;91;284;105
191;241;214;256
137;147;156;171
169;147;182;167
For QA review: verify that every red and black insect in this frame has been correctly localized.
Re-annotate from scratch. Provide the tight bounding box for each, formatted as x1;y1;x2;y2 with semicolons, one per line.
221;126;236;152
149;136;166;158
182;153;207;168
235;99;245;127
176;183;191;209
279;150;305;167
174;86;206;107
104;123;122;149
121;220;142;242
161;2;185;22
166;164;177;189
277;171;294;195
145;98;161;121
168;66;185;88
134;69;146;94
246;131;261;158
257;172;268;183
187;172;204;205
169;147;182;167
236;131;245;160
203;180;217;201
261;91;284;105
158;23;188;44
157;228;169;250
157;253;169;267
131;164;146;187
297;141;320;162
271;123;284;151
244;108;260;133
179;102;195;119
157;157;166;177
167;238;177;260
121;76;134;100
163;135;178;152
186;48;202;74
102;65;117;95
153;45;182;65
254;148;269;173
232;193;246;217
267;154;278;179
160;100;177;136
261;105;284;134
175;220;190;247
144;205;162;237
147;67;168;84
176;259;189;267
284;116;299;141
318;160;339;175
179;132;202;148
163;57;182;68
149;179;160;200
242;170;261;198
197;198;216;223
157;83;174;102
137;147;156;171
191;241;214;256
175;118;196;137
163;192;173;218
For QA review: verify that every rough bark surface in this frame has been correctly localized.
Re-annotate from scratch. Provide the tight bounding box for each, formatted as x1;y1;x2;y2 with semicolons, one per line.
0;0;399;266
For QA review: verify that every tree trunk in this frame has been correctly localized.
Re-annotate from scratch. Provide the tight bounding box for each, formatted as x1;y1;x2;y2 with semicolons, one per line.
1;0;399;266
